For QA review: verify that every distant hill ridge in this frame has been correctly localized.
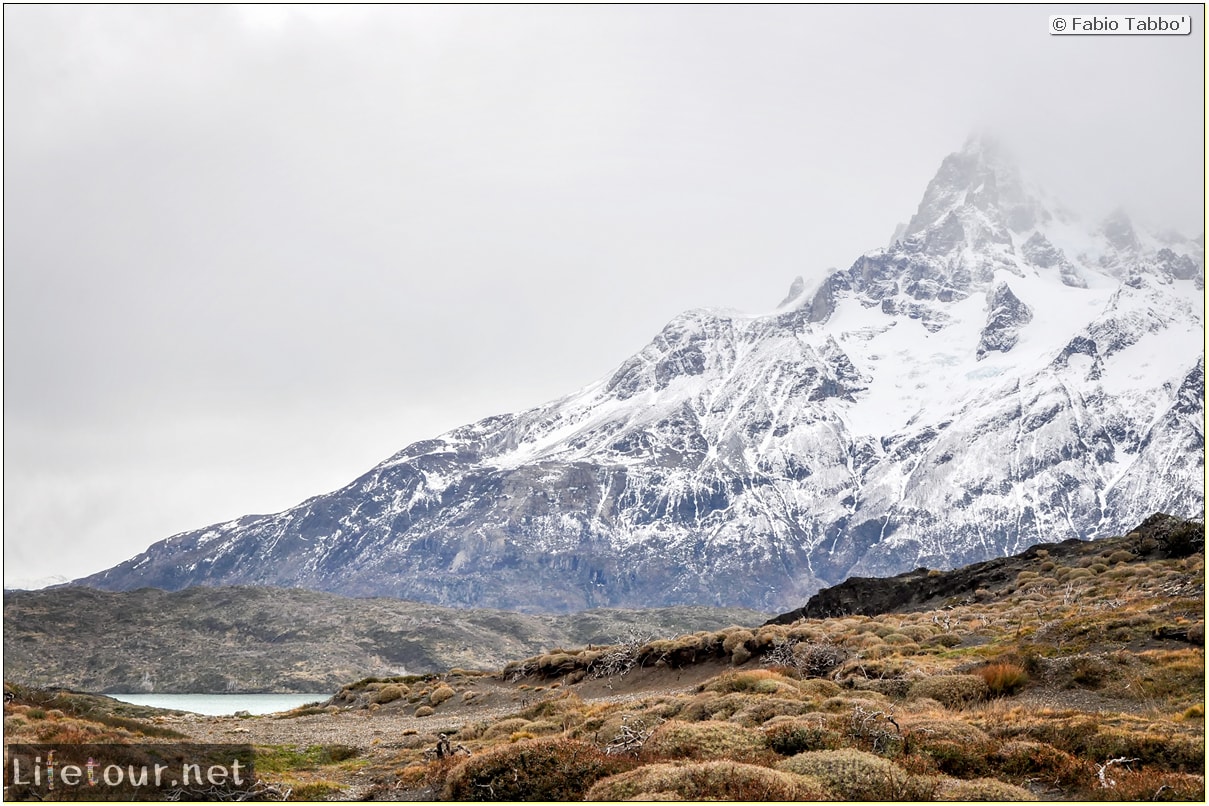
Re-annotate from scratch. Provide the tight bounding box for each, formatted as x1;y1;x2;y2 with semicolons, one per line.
2;588;764;694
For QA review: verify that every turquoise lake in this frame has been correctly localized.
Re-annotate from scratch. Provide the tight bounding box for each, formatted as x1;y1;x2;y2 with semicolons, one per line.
107;693;326;716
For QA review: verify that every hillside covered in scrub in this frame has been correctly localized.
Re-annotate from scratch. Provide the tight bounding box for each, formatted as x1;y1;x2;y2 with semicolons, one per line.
6;515;1202;801
2;588;764;694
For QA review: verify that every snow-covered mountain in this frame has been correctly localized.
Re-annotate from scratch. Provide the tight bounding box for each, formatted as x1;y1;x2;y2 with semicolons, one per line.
76;136;1205;612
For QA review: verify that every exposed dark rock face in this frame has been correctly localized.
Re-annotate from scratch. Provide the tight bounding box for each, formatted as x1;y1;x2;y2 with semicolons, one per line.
1022;231;1085;288
977;282;1033;359
765;513;1205;622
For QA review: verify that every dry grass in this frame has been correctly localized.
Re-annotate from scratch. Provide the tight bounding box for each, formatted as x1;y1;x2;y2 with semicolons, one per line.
642;720;770;763
586;760;831;800
978;662;1029;696
442;737;631;801
776;748;937;800
10;528;1201;802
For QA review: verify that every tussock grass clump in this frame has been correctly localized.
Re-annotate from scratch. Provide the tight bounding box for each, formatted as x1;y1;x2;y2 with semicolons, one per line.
935;776;1038;801
537;652;581;675
1082;727;1205;773
1082;769;1206;802
908;674;989;708
679;692;748;722
785;625;824;643
1106;550;1135;565
442;737;630;801
796;678;842;698
776;748;935;800
428;685;456;706
728;696;817;727
480;717;534;740
762;717;841;755
990;740;1085;787
701;669;795;696
929;632;963;648
586;760;831;801
371;685;405;704
518;691;586;722
820;694;890;714
642;720;768;763
882;631;916;646
900;624;936;642
989;712;1205;774
850;676;912;699
722;629;755;665
978;662;1029;696
904;717;990;745
844;632;884;648
912;736;996;778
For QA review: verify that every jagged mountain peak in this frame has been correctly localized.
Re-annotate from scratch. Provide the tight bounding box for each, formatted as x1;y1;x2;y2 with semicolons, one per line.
1099;207;1141;253
902;134;1047;242
800;137;1205;331
73;138;1205;612
778;275;809;308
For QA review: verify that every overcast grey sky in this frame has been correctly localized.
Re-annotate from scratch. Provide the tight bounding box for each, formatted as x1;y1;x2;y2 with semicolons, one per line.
4;4;1204;586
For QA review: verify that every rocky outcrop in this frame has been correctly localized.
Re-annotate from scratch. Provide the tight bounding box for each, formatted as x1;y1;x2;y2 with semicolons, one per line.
766;514;1205;622
976;282;1033;359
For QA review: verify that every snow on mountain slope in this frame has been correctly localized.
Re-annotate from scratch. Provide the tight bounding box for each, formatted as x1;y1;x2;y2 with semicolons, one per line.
76;136;1205;611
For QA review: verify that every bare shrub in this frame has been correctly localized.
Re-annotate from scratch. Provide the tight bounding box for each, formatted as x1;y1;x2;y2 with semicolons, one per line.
1085;768;1207;801
763;716;841;755
991;739;1086;787
848;704;902;753
600;714;663;757
760;636;849;678
590;630;654;679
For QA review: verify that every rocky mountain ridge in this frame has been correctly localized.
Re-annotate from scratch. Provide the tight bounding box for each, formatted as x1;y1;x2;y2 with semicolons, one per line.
74;136;1205;611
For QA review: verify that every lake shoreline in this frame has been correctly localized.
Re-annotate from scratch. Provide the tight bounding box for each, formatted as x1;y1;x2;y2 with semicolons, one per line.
107;692;329;716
